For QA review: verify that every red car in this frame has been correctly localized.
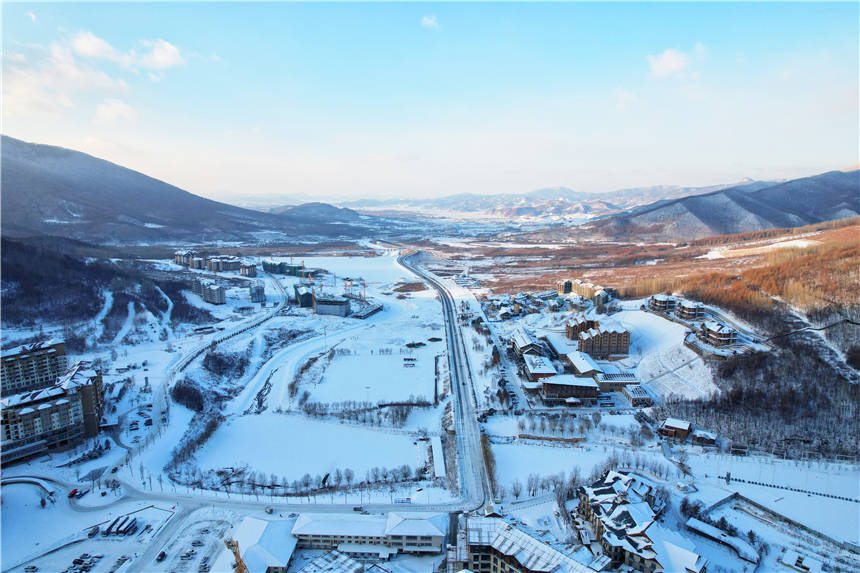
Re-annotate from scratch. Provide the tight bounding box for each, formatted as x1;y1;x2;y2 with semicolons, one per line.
68;489;79;498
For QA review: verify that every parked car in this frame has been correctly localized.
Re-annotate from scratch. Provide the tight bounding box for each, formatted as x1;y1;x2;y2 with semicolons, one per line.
155;551;167;562
67;489;79;498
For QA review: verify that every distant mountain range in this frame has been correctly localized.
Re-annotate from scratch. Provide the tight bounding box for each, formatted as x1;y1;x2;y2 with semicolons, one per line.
0;136;382;244
578;169;860;241
3;135;856;245
339;181;776;221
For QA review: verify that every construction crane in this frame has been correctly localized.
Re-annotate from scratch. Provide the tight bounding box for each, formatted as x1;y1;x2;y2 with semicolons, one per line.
224;538;249;573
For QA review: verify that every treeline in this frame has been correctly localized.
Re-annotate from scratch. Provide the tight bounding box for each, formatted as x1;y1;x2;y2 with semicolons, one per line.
687;216;859;248
171;379;205;412
203;350;250;379
618;237;858;317
654;338;860;459
298;396;431;428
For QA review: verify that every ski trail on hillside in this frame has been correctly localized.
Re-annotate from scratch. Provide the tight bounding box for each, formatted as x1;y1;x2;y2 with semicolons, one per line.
113;301;136;345
154;285;174;339
86;289;114;345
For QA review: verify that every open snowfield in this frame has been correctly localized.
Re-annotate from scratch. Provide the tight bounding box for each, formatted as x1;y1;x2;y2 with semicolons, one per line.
493;442;622;489
307;288;444;405
612;307;717;400
688;453;860;545
195;414;419;482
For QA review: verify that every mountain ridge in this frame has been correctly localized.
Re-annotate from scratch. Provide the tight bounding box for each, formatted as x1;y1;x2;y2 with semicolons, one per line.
0;136;378;244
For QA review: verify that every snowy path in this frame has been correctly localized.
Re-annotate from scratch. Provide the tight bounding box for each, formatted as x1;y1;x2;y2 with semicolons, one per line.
154;285;174;340
112;301;136;345
85;289;114;345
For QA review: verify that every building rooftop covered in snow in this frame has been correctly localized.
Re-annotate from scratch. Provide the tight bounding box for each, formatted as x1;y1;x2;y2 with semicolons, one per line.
577;470;706;573
523;354;556;381
448;515;593;573
211;516;298;573
291;512;447;559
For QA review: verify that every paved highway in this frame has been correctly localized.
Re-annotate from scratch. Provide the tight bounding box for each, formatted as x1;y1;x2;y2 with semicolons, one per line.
398;251;492;510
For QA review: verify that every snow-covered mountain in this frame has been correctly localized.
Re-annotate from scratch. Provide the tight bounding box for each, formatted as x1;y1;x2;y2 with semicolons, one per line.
339;182;774;221
582;170;860;241
0;136;380;244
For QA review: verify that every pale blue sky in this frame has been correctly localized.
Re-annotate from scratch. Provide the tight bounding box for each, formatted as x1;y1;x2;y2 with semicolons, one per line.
3;2;858;201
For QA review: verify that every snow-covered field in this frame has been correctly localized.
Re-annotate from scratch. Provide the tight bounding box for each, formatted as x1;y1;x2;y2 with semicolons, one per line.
688;453;860;545
195;414;420;481
612;306;718;400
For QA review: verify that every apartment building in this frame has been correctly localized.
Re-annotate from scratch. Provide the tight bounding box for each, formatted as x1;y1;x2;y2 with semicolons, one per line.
677;300;705;320
701;322;738;346
577;324;630;358
565;315;598;340
192;279;227;305
1;339;68;395
249;282;266;303
240;263;258;277
648;295;676;313
557;279;610;304
173;249;198;266
1;362;103;464
206;256;242;272
263;260;308;277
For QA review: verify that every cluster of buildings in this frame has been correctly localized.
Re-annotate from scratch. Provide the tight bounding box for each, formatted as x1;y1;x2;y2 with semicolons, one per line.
1;341;103;464
191;279;227;305
648;296;739;348
648;295;705;321
565;315;630;359
487;291;562;320
577;470;708;573
557;279;611;305
512;321;648;407
174;250;256;276
263;260;314;278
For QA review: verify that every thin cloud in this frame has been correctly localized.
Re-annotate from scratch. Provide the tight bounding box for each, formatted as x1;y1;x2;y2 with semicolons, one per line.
421;15;439;30
96;98;137;123
648;48;688;77
138;38;184;70
71;31;185;72
3;43;127;117
26;11;36;23
615;88;639;111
